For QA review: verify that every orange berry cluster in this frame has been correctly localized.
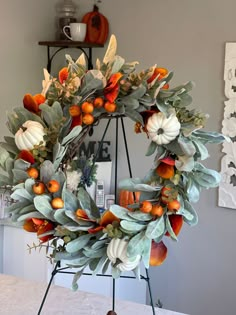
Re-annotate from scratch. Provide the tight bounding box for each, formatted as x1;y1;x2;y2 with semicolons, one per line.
139;186;181;217
27;167;64;210
69;97;117;126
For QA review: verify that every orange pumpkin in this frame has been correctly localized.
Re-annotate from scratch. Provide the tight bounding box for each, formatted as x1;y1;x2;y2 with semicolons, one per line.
119;190;140;210
82;5;109;44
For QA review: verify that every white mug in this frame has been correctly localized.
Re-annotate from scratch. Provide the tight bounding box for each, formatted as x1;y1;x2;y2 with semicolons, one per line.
63;23;87;41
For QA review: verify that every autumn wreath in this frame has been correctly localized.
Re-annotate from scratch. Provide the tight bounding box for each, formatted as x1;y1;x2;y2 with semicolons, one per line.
0;35;226;288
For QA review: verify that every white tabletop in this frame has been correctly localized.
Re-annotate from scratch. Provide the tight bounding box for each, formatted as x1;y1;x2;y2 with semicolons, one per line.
0;273;188;315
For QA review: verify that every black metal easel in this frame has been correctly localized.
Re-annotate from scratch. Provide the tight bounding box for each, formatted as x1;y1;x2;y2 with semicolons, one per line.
37;116;156;315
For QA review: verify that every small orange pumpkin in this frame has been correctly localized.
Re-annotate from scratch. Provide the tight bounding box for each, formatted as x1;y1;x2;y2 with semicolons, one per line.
119;190;140;210
82;5;109;44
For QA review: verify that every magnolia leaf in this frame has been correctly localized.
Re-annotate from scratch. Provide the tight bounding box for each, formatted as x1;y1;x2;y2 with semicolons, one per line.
92;255;108;275
185;175;201;202
192;139;209;160
192;130;228;144
141;237;152;268
146;141;158;156
120;220;146;232
62;188;79;210
121;97;139;109
18;204;36;215
61;125;82;146
110;204;135;221
53;142;67;170
51;170;66;198
66;234;93;253
0;147;11;168
77;187;100;219
84;247;107;259
34;195;55;221
40;103;62;127
40;160;55;183
145;216;165;239
127;230;146;257
178;135;196;157
127;211;152;221
164;138;185;156
64;222;94;232
110;56;125;74
119;177;161;192
54;208;71;225
165;215;178;241
175;155;194;172
17;211;45;222
80;70;106;96
0;142;18;155
182;199;198;225
103;34;117;64
5;200;30;215
193;163;221;188
12;169;28;184
24;178;35;194
72;269;84;291
111;266;121;279
124;109;144;124
11;188;33;202
14;159;30;171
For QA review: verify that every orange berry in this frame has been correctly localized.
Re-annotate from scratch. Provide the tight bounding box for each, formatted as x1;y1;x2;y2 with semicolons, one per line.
167;200;181;212
82;113;94;125
104;101;117;113
27;167;39;179
51;197;64;209
81;101;94;114
32;182;45;195
151;205;164;217
69;105;81;117
156;163;175;179
93;97;104;108
140;200;152;213
47;180;60;193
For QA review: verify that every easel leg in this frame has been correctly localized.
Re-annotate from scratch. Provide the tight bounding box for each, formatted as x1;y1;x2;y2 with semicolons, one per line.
37;261;60;315
146;268;156;315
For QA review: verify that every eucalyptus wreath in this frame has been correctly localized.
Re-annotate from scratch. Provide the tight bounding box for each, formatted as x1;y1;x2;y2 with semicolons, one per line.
0;35;227;289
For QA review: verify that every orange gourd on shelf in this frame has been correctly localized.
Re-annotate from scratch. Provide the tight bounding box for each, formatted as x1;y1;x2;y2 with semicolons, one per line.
82;5;109;44
119;190;141;210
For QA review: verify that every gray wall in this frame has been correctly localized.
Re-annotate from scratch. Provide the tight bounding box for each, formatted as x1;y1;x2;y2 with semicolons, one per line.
100;1;236;315
0;1;235;315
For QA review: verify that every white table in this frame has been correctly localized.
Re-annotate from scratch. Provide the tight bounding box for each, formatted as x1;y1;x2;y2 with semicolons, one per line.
0;274;188;315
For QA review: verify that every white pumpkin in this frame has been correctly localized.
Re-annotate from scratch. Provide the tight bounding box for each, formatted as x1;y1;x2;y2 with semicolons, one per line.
146;112;180;145
107;238;141;271
15;120;46;151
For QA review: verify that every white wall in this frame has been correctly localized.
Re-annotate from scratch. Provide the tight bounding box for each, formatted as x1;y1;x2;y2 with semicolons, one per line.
1;0;236;314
